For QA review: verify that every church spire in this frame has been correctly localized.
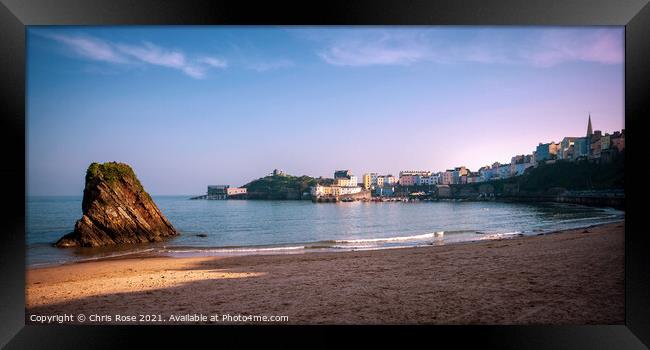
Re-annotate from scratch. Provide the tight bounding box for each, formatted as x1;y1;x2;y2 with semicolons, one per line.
586;113;593;137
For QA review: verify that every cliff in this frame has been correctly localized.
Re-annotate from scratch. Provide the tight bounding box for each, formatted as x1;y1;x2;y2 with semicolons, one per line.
55;162;179;247
441;155;625;209
450;154;624;197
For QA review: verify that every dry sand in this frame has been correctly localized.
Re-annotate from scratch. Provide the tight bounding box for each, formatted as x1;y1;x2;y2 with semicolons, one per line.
26;222;624;325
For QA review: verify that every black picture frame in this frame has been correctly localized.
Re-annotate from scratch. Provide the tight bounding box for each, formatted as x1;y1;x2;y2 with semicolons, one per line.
1;0;648;348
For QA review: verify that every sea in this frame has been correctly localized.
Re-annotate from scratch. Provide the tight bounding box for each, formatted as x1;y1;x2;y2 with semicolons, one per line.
26;196;625;267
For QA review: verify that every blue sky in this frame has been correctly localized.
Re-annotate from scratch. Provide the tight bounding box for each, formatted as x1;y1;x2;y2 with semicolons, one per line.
27;26;624;195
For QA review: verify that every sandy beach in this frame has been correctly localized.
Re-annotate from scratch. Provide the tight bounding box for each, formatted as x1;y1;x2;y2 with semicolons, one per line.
26;222;624;325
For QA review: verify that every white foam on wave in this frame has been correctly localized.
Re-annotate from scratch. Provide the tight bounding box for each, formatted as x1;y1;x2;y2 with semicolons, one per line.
330;244;379;249
333;231;444;244
478;231;522;240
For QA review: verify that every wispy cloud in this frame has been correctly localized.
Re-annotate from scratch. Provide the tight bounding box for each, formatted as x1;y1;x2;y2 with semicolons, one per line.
197;56;228;69
318;32;431;67
315;28;623;68
115;42;186;68
48;34;126;64
523;29;623;67
47;34;227;79
246;59;294;72
44;28;623;78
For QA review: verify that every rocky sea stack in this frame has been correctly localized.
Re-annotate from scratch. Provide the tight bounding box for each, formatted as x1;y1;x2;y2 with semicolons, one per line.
55;162;179;248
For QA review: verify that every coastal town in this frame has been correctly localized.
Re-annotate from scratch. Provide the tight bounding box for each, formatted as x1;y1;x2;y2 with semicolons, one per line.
198;115;624;203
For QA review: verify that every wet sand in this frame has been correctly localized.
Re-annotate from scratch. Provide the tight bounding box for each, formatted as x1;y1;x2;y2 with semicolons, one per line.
26;222;624;325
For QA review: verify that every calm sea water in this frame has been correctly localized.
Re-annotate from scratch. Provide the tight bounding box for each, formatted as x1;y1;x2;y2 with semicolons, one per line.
26;196;624;266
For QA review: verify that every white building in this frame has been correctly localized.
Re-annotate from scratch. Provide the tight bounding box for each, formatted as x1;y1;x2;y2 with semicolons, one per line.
336;176;357;187
311;184;362;197
384;175;398;185
417;175;439;186
334;170;358;187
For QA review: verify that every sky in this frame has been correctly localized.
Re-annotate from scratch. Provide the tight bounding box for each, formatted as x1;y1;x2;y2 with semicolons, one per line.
27;26;624;196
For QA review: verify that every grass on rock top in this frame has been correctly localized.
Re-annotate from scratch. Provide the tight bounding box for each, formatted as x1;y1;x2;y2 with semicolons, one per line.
85;162;146;193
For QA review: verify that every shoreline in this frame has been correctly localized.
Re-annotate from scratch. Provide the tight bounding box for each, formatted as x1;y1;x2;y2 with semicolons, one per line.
27;219;624;269
26;222;624;324
192;196;626;209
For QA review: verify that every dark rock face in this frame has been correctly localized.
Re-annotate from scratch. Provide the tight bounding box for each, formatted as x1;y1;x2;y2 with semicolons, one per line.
56;162;179;248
